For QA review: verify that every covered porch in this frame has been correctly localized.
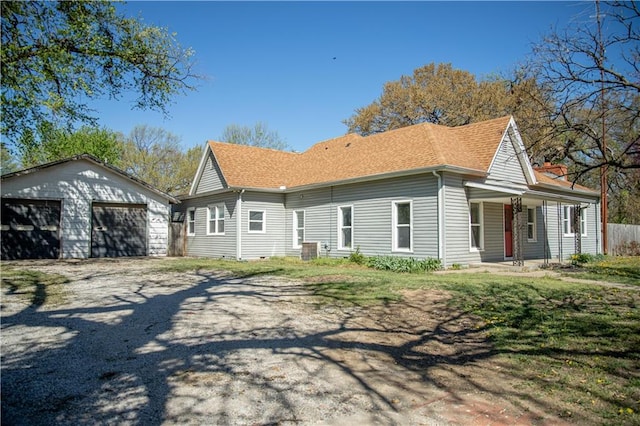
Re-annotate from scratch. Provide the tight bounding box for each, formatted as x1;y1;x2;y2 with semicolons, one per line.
466;181;601;266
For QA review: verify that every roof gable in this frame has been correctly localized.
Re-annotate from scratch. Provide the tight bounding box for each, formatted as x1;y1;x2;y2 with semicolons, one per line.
200;116;514;191
486;118;536;185
1;154;179;203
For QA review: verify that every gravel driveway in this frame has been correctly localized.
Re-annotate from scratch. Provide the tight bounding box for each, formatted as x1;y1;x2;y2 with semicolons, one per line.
1;259;567;425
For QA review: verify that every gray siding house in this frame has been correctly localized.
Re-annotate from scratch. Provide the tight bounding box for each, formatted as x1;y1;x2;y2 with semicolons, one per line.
1;154;179;259
178;116;601;266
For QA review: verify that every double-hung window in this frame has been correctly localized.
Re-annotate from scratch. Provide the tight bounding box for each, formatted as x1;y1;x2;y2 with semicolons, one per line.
527;207;537;241
187;208;196;236
293;210;305;248
248;210;265;233
563;205;586;236
207;204;224;235
469;202;484;250
393;201;412;252
338;205;353;250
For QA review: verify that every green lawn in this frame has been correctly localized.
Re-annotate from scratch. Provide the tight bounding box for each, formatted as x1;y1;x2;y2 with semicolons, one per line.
563;255;640;286
4;256;638;424
160;256;640;424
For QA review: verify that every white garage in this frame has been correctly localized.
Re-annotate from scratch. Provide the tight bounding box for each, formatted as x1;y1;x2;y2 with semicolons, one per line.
1;154;179;260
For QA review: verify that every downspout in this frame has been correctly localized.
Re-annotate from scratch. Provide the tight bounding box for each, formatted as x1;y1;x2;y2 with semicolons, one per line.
432;171;444;266
595;200;600;255
236;189;245;260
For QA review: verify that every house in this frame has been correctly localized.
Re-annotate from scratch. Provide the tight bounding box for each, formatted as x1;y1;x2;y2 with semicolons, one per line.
177;116;601;267
1;154;179;260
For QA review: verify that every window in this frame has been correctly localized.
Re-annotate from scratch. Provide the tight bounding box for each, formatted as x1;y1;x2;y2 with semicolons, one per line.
338;206;353;249
207;204;224;235
563;205;586;236
293;210;305;248
248;210;265;233
393;201;412;251
187;208;196;236
527;207;536;241
469;202;484;250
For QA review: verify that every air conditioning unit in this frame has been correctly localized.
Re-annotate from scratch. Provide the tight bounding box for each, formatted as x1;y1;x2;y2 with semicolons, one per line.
301;242;319;261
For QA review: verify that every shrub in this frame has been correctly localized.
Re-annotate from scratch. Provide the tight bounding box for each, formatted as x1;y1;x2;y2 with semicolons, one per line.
570;253;595;266
348;246;367;265
366;255;441;273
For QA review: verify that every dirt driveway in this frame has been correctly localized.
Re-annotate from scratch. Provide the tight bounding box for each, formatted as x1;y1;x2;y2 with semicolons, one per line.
1;258;570;425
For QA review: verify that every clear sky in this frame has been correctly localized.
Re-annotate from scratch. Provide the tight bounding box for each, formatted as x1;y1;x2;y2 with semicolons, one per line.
93;1;595;152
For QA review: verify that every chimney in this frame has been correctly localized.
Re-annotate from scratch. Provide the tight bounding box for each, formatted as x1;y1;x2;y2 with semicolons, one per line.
534;162;568;181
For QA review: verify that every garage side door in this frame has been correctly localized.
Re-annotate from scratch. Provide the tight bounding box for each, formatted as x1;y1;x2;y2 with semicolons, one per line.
91;203;147;258
1;198;61;260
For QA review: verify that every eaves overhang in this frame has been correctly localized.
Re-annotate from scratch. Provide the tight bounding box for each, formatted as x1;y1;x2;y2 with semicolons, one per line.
283;165;487;193
464;181;527;195
2;154;180;204
532;182;600;198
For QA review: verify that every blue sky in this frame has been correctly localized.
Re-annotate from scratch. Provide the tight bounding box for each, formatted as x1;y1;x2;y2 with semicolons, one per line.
94;1;595;152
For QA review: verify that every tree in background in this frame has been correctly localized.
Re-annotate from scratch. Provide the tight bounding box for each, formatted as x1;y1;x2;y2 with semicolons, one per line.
220;122;288;150
15;122;124;168
343;62;552;151
1;143;18;174
120;125;200;195
521;0;639;223
1;0;198;146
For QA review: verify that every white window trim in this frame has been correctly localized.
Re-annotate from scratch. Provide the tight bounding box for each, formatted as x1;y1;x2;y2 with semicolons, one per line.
337;205;354;250
563;205;587;237
469;201;484;251
392;200;413;253
527;207;537;242
248;210;266;233
293;210;305;249
207;204;225;235
187;208;196;236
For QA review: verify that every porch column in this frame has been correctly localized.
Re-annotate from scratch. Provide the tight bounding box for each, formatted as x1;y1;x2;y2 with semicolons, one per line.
511;197;525;266
573;204;582;255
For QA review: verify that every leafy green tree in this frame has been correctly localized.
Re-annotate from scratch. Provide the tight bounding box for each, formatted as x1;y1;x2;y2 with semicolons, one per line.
121;125;199;195
0;142;19;174
15;122;124;168
1;0;198;144
343;62;552;155
220;122;288;150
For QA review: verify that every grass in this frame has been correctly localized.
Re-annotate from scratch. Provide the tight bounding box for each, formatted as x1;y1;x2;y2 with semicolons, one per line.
562;256;640;286
5;255;638;423
157;255;640;424
1;268;70;306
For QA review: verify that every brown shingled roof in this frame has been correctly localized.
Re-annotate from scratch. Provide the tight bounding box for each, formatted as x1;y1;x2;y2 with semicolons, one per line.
208;142;301;188
208;116;513;190
533;170;598;194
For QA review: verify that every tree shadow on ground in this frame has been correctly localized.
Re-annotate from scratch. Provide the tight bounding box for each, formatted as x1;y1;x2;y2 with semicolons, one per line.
0;267;598;425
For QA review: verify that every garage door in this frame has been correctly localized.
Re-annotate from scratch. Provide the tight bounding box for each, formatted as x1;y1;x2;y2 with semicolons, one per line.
1;198;61;260
91;203;147;258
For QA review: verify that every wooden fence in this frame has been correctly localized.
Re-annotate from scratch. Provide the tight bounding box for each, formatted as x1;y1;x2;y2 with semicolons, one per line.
608;223;640;256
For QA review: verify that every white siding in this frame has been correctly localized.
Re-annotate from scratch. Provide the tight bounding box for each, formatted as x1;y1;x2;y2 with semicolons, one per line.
241;192;286;259
195;152;227;194
488;133;528;184
523;205;546;260
178;192;237;258
538;201;600;261
284;174;439;259
1;159;171;258
481;202;504;262
443;173;480;266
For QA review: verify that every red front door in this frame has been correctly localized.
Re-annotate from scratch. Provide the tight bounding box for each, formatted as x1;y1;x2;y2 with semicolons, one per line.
504;204;513;258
